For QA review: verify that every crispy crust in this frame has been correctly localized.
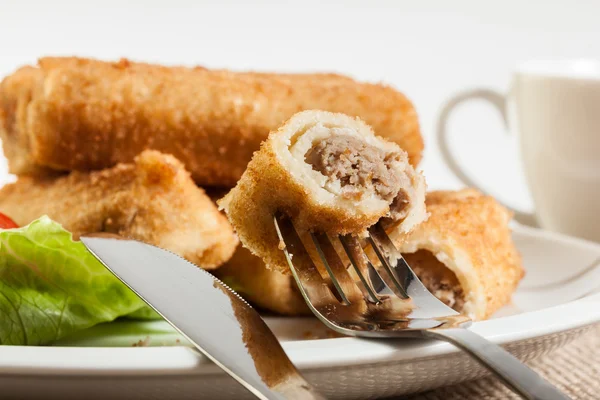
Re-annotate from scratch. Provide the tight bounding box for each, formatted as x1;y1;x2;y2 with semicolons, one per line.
0;57;423;186
214;246;310;315
219;110;426;274
389;189;524;320
0;66;43;175
0;150;238;269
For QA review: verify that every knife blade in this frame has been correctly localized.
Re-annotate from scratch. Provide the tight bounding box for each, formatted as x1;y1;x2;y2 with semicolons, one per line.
81;233;326;400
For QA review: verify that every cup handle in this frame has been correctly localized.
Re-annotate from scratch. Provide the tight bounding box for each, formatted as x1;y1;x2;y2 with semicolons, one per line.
436;89;537;227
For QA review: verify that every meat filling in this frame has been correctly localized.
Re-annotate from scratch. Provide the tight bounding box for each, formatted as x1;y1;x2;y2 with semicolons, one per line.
305;135;409;219
403;250;465;312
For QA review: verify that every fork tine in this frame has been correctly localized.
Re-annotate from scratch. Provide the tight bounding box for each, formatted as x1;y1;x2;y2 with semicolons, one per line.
365;259;397;298
367;227;410;300
339;234;380;304
368;222;420;296
310;232;363;304
273;214;339;307
369;222;464;318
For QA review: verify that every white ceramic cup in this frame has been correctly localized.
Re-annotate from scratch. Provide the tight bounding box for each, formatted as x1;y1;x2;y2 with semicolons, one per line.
438;60;600;242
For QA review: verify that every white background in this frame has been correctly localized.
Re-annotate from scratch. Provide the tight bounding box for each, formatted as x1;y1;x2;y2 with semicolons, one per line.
2;0;599;214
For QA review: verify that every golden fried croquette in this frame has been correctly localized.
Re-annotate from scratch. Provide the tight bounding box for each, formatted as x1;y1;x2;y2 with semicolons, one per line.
215;246;310;316
219;110;426;275
387;189;524;320
0;150;238;269
0;57;423;186
0;65;44;175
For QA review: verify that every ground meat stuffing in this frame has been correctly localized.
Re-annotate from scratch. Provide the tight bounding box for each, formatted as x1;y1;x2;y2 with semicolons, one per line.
403;250;465;311
305;135;404;203
388;188;410;220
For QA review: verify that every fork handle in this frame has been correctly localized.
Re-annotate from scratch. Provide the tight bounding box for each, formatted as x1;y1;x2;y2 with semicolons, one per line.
424;328;571;400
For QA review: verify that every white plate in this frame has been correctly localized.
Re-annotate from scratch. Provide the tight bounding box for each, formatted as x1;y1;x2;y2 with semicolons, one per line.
1;223;600;399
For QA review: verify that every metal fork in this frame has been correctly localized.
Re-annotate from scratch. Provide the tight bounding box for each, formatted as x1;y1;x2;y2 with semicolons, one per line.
273;214;570;400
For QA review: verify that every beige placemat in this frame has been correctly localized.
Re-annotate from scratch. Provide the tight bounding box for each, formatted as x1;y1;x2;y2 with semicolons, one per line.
402;323;600;400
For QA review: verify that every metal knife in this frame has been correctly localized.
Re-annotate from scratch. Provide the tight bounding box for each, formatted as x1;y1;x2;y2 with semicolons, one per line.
81;233;326;400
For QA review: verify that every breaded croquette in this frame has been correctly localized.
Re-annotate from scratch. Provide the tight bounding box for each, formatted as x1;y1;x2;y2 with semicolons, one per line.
386;189;524;320
0;150;238;269
215;246;310;316
0;57;423;186
219;110;426;275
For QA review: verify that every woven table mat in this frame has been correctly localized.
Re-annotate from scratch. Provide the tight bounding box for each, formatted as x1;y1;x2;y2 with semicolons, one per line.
401;323;600;399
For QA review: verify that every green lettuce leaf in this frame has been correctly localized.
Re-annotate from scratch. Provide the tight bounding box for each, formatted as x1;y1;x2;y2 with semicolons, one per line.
0;216;159;345
125;306;162;320
52;320;187;347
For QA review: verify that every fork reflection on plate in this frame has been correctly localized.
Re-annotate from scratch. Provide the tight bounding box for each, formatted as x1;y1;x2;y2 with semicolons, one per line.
273;214;570;400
